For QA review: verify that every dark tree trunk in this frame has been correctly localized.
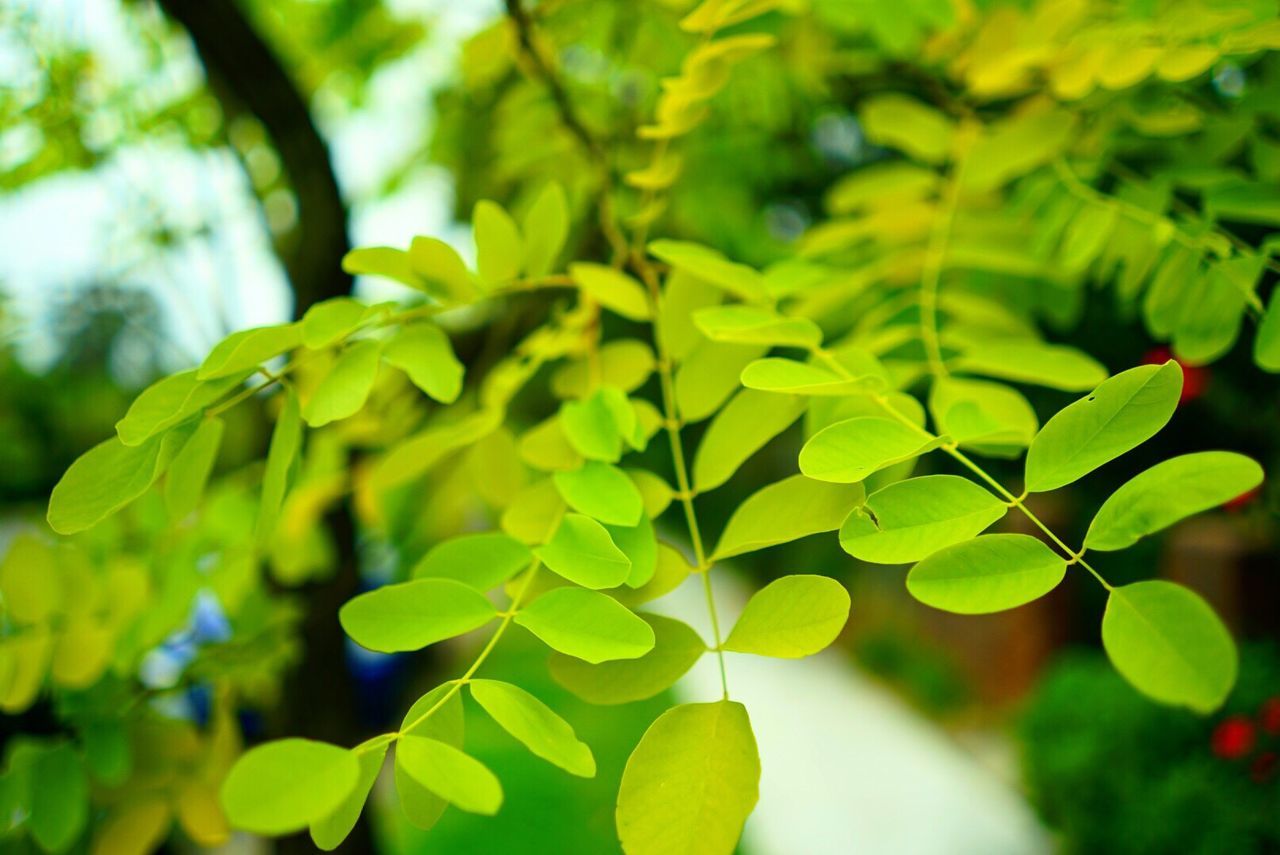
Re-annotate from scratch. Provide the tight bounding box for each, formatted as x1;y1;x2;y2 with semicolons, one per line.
152;2;369;852
154;0;353;315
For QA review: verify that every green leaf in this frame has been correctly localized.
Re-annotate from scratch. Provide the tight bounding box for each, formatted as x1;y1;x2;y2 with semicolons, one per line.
310;736;391;851
928;377;1038;458
522;182;569;277
164;416;224;520
383;323;464;404
0;535;60;626
570;263;651;321
692;305;822;349
255;389;303;547
302;340;382;427
412;532;532;591
612;542;692;608
859;93;954;163
468;679;595;777
534;513;632;588
675;341;768;422
474;199;523;285
551;339;655;398
723;575;850;658
799;416;944;483
374;408;502;490
712;475;865;559
396;686;463;830
1170;255;1255;365
339;578;497;653
1102;580;1237;713
616;700;760;855
553;462;644;526
29;742;88;853
515;587;654;663
397;736;503;815
906;534;1067;614
342;246;423;290
840;475;1007;564
648;240;766;302
1025;360;1183;493
559;387;634;461
661;269;722;360
549;613;704;704
739;357;869;395
1254;286;1280;372
115;369;247;446
301;298;376;349
954;341;1108;391
693;389;805;492
48;426;190;535
1084;452;1263;551
409;236;478;301
608;514;659;588
220;739;359;835
198;322;303;380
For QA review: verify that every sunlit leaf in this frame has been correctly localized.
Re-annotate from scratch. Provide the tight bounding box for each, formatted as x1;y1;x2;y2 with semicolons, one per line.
954;341;1107;391
1025;361;1183;492
906;534;1066;614
220;739;359;835
692;305;821;349
383;323;464;404
549;613;704;704
1102;580;1236;713
412;532;532;591
723;575;849;658
302;340;382;427
474;199;524;285
255;389;303;547
840;475;1007;564
799;416;943;483
534;513;632;589
469;679;595;777
164;416;224;520
198;323;302;380
570;263;651;321
553;462;644;526
522;182;569;277
338;578;497;653
515;587;654;663
310;737;390;851
712;475;865;559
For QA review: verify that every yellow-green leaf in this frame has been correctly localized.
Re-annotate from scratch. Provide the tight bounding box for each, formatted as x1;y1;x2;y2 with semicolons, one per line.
740;358;869;396
220;739;359;835
469;679;595;777
522;182;569;277
383;323;464;404
840;475;1007;564
412;532;532;591
1102;580;1236;713
712;475;865;559
693;388;805;493
570;263;651;321
553;462;644;526
675;341;768;422
549;613;704;704
534;513;631;589
954;341;1108;391
164;416;224;520
310;736;390;851
397;736;502;815
648;240;766;303
115;369;246;446
255;389;303;547
396;686;462;830
515;588;654;663
906;534;1067;614
723;575;850;658
474;199;523;285
301;340;382;427
616;700;760;855
799;416;943;483
692;305;821;349
339;578;497;653
198;322;302;380
859;93;954;163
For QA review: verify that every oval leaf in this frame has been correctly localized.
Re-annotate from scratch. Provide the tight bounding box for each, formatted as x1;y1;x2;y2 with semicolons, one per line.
616;701;760;855
840;475;1007;564
1102;580;1237;713
310;737;390;850
1085;451;1264;551
412;532;532;591
570;263;652;321
397;736;502;815
553;462;644;526
799;416;943;483
534;513;632;589
468;679;595;777
693;389;806;492
515;587;654;663
220;739;359;835
1025;361;1183;492
712;475;865;560
723;575;850;658
906;534;1067;614
549;613;705;704
383;323;464;404
302;340;382;427
339;579;496;653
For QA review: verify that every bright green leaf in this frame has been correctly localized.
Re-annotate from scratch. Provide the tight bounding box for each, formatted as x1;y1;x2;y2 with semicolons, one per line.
692;305;822;349
906;534;1067;614
559;387;634;462
255;389;303;548
928;377;1038;458
164;416;224;520
1025;360;1183;492
648;240;766;302
740;358;869;395
534;513;632;589
220;739;359;835
840;475;1007;564
616;700;760;855
396;686;463;830
799;416;943;483
29;742;88;854
469;679;595;777
1102;580;1237;713
549;613;704;704
1085;452;1263;551
409;236;477;301
515;587;654;663
954;341;1108;391
302;340;382;427
712;475;865;559
675;341;767;422
693;390;805;492
522;182;569;277
198;323;302;380
553;462;644;526
474;199;523;285
570;263;651;321
383;323;464;404
551;339;655;398
310;736;390;851
339;578;497;653
607;514;658;588
859;93;954;163
412;532;532;591
397;736;502;815
342;246;422;290
116;369;247;446
1254;286;1280;372
723;575;850;658
302;298;374;349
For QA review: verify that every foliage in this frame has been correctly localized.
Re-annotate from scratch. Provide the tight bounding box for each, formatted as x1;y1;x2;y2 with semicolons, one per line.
4;0;1279;851
1021;647;1280;854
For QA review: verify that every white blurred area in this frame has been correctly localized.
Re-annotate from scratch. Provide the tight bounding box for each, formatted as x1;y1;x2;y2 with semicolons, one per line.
655;575;1050;855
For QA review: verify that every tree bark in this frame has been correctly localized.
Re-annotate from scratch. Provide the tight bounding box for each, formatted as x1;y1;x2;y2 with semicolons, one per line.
154;0;353;316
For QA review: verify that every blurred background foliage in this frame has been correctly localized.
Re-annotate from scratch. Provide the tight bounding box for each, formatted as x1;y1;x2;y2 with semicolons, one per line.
1;0;1278;852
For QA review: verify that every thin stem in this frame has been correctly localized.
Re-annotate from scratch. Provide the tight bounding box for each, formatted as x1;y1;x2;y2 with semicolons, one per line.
636;260;729;699
918;121;975;376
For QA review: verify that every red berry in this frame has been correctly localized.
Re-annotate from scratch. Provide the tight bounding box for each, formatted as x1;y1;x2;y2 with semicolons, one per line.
1212;716;1256;759
1142;347;1209;404
1261;698;1280;735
